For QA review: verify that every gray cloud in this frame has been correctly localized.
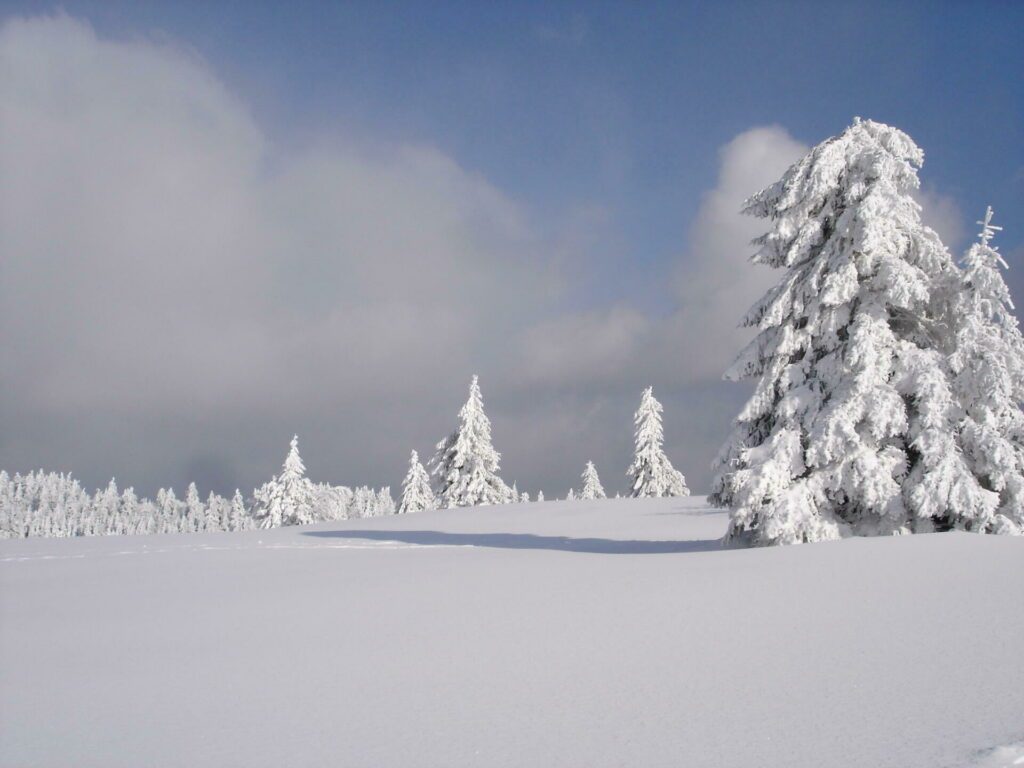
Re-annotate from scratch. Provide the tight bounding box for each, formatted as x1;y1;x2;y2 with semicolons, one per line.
0;15;972;500
670;125;810;380
0;14;558;493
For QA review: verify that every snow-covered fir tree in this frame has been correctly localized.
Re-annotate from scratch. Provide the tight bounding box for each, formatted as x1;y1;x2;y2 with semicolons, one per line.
565;488;577;501
398;450;435;514
429;375;512;507
0;471;218;537
579;461;607;500
628;387;689;498
948;208;1024;534
253;435;317;529
230;489;252;531
185;482;204;533
537;490;544;502
520;491;530;503
313;483;351;521
710;118;997;546
0;463;400;539
205;491;226;532
376;487;396;516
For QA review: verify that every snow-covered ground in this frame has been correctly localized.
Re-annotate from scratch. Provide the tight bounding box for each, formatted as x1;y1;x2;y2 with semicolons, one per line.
1;497;1021;768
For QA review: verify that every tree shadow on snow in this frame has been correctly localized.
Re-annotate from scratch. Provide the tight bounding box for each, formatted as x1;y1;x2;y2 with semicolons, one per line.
302;529;721;554
646;507;726;517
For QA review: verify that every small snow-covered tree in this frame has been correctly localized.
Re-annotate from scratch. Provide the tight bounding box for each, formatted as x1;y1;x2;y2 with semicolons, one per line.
205;491;230;532
565;488;577;501
253;435;317;528
377;487;396;516
184;482;204;533
229;489;251;531
314;483;354;521
710;118;995;546
628;387;689;498
949;208;1024;534
429;375;512;507
579;461;606;500
398;450;435;514
520;491;530;503
537;490;544;502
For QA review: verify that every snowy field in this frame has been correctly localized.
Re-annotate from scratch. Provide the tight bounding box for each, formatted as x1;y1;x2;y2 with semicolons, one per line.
1;497;1022;768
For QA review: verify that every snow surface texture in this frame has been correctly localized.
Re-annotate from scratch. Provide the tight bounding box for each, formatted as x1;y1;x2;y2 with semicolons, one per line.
1;497;1021;768
968;742;1024;768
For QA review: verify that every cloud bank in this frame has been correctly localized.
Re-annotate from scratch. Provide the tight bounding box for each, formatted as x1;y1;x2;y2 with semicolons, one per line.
0;14;965;497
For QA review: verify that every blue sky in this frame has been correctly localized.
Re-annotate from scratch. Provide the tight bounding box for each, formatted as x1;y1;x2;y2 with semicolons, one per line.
28;1;1021;256
1;1;1022;497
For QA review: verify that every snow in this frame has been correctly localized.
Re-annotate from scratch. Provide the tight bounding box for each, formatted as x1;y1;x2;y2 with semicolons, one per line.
969;742;1024;768
628;386;689;498
1;496;1021;768
712;118;1011;544
430;375;513;507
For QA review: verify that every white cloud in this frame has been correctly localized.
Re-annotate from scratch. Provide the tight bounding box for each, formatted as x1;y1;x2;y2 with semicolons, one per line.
670;126;809;380
915;185;965;253
0;14;558;491
0;15;975;498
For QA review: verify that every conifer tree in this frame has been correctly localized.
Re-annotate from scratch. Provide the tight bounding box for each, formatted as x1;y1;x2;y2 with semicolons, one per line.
204;491;225;532
628;387;689;498
230;489;250;531
398;450;435;514
375;487;396;516
429;375;512;507
254;435;316;528
711;118;996;546
579;461;607;500
185;482;204;532
949;208;1024;534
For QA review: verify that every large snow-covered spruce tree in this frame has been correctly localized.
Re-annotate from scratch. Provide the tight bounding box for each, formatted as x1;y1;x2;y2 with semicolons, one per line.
949;208;1024;534
579;461;607;500
398;450;436;514
628;387;689;498
253;435;317;528
711;118;996;546
429;375;512;507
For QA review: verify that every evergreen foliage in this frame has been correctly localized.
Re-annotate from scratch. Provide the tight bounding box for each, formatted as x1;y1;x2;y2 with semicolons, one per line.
628;387;689;498
579;461;607;500
429;375;512;507
711;118;1003;545
398;450;435;514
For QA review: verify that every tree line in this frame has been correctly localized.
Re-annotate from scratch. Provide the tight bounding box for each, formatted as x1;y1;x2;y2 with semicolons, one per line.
4;118;1021;546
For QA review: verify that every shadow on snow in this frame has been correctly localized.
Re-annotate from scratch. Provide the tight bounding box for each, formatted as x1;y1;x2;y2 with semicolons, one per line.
302;529;722;554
